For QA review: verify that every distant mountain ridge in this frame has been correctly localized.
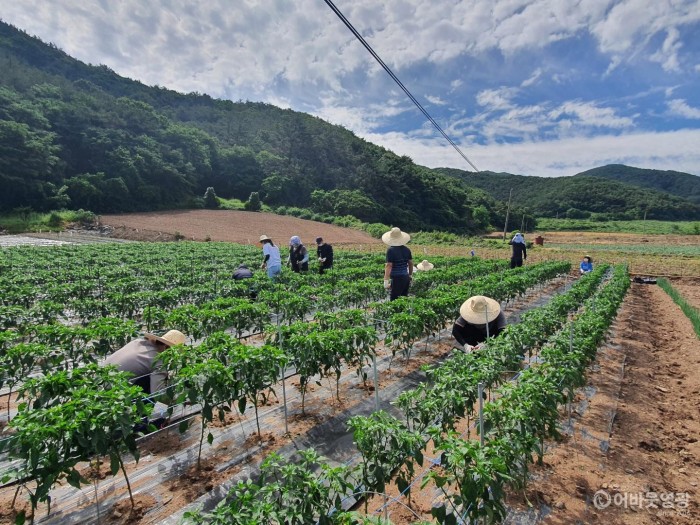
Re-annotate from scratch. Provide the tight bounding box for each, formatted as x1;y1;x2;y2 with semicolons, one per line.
435;168;700;221
574;164;700;205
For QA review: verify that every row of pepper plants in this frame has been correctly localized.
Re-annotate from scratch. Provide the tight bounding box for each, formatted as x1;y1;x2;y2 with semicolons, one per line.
348;265;628;524
166;262;578;524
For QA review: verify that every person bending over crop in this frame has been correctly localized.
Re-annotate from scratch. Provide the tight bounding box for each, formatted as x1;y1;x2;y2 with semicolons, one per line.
259;234;282;279
288;236;309;272
382;227;413;301
105;329;186;395
579;256;593;274
452;296;506;350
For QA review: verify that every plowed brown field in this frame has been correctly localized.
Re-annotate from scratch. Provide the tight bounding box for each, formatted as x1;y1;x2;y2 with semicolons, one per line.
99;210;380;246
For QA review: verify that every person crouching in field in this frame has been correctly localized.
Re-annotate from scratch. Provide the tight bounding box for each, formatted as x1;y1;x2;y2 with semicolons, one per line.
382;227;413;301
452;296;506;351
580;255;593;274
105;329;186;395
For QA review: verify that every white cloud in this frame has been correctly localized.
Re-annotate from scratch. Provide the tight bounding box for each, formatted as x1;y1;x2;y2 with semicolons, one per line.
667;99;700;119
425;95;447;105
366;128;700;177
521;67;543;87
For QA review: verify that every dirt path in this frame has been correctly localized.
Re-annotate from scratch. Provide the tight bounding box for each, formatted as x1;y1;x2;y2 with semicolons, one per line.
508;282;700;524
99;210;379;246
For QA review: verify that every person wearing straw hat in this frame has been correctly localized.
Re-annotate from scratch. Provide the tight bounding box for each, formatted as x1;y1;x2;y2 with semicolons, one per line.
508;232;527;269
105;330;187;395
452;296;507;349
259;234;282;279
382;227;414;301
415;260;434;272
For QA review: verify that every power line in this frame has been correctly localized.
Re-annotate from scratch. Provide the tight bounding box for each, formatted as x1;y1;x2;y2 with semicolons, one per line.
322;0;479;172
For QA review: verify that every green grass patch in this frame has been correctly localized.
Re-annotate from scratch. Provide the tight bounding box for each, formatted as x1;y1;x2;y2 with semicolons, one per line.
536;218;700;235
0;209;96;234
545;243;700;257
657;278;700;339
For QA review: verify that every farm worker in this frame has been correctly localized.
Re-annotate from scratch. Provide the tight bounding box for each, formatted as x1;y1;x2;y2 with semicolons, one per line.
415;260;434;271
232;263;258;298
452;296;506;350
382;227;413;301
316;237;334;274
508;232;527;269
259;235;282;279
288;235;309;272
580;256;593;274
105;330;186;395
232;263;253;280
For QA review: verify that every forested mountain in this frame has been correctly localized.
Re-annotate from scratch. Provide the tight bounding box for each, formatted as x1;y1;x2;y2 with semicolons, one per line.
0;20;505;233
436;169;700;221
2;20;697;229
574;165;700;205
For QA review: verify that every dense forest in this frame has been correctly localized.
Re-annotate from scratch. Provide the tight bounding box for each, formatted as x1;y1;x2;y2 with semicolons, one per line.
437;169;700;221
0;21;507;233
1;20;698;230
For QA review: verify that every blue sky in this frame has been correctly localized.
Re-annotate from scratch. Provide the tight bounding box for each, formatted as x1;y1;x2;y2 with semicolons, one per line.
2;0;700;176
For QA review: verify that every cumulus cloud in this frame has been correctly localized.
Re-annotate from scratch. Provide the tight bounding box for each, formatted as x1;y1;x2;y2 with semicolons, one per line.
1;1;698;176
667;99;700;119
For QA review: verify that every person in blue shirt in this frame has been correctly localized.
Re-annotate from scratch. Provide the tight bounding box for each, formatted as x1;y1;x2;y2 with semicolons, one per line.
382;227;413;301
259;234;282;280
580;255;593;274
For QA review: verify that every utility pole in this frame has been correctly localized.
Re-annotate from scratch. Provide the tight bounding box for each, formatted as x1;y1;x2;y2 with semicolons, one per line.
502;188;513;240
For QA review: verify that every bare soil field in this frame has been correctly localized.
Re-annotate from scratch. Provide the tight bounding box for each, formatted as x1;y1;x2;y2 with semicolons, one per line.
99;210;379;246
532;231;699;247
504;281;700;524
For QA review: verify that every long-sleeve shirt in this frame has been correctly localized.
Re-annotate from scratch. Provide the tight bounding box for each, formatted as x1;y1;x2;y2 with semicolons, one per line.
509;241;527;260
452;312;507;347
105;338;166;394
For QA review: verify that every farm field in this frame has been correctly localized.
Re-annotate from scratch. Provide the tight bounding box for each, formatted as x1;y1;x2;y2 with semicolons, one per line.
0;220;698;524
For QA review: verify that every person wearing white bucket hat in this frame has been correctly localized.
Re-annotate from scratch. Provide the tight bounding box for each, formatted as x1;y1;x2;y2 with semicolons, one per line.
382;227;413;300
105;329;187;395
415;260;434;271
452;296;507;349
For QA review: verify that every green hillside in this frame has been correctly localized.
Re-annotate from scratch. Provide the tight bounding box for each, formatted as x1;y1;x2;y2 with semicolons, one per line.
435;168;700;221
0;21;504;233
574;164;700;205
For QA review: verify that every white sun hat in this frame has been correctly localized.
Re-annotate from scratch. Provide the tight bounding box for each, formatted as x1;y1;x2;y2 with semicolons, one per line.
381;227;411;247
416;260;434;271
459;296;501;324
145;329;187;347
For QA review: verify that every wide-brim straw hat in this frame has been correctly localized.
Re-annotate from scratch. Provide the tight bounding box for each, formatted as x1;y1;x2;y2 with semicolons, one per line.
459;296;501;324
145;329;187;347
416;260;434;271
382;227;410;246
259;234;271;242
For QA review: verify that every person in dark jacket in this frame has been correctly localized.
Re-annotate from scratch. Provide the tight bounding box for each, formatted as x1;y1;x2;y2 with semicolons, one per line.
382;227;413;301
288;236;309;272
508;232;527;269
316;237;334;274
452;296;506;349
232;263;253;280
